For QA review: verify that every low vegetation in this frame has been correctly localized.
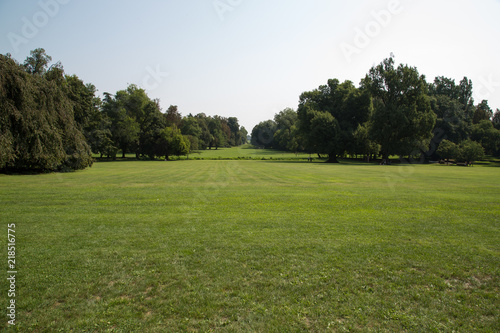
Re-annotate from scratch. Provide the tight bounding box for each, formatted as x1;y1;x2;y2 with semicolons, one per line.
1;159;498;331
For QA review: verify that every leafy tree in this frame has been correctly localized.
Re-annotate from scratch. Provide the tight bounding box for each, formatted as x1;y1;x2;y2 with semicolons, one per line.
207;116;228;149
239;126;248;145
0;52;92;172
23;48;52;75
430;95;471;144
362;57;436;161
156;127;190;160
493;109;500;130
102;93;140;158
473;100;493;124
165;105;182;128
471;120;500;156
353;124;380;161
274;108;298;151
458;140;484;166
297;79;372;162
226;117;247;146
251;120;277;148
139;101;167;159
308;110;341;162
437;140;459;164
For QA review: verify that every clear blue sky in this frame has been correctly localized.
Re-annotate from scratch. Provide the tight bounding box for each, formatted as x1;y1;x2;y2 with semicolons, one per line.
1;0;499;131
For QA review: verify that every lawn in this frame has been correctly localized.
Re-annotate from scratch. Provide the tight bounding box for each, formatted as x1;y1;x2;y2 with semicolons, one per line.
188;145;310;160
0;159;499;332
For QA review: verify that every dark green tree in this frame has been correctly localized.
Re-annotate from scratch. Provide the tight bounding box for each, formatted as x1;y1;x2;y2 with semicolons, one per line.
437;139;459;164
273;108;298;151
473;100;493;124
362;57;436;161
251;120;277;149
0;52;92;172
458;140;484;166
23;48;52;75
297;79;372;162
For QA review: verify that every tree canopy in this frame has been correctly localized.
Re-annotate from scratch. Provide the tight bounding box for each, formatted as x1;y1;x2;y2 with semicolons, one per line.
0;50;248;173
0;51;93;172
252;56;499;164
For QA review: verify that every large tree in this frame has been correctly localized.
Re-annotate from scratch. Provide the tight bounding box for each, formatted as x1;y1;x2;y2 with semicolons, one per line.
273;108;298;151
362;57;436;161
297;79;372;162
251;120;277;149
0;52;92;172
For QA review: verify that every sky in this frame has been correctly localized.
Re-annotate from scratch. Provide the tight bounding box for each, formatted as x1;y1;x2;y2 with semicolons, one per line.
1;0;499;131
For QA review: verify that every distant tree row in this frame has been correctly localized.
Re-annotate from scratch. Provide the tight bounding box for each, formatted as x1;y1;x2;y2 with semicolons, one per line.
252;57;500;164
0;49;247;172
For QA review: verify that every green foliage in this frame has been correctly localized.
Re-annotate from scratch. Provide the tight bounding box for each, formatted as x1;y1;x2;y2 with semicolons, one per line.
437;139;486;166
458;140;485;166
23;48;52;75
273;108;299;151
363;57;436;159
251;120;277;148
471;120;500;156
473;100;493;124
436;139;459;163
296;79;372;160
0;53;93;172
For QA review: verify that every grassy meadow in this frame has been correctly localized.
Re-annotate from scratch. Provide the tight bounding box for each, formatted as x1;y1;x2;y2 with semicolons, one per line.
0;155;499;331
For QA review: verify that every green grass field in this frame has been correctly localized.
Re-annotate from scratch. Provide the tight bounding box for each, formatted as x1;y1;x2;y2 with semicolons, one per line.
188;145;310;160
1;158;499;332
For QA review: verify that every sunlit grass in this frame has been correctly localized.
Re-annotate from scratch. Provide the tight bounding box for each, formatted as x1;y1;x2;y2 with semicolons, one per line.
0;160;499;331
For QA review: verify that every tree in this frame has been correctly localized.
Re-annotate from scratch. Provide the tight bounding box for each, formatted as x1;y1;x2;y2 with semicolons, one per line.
473;100;493;124
23;48;52;75
156;127;190;160
308;110;341;162
362;57;436;161
273;108;298;151
165;105;182;128
437;140;459;164
251;120;277;148
493;109;500;130
297;79;372;162
353;124;379;161
0;52;92;172
458;140;484;166
471;120;500;156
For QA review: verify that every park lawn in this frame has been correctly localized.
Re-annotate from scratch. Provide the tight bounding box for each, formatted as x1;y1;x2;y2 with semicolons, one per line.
188;144;310;160
0;160;499;332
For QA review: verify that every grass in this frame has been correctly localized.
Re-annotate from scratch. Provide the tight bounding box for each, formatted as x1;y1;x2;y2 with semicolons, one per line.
97;145;311;161
0;158;499;332
188;144;310;160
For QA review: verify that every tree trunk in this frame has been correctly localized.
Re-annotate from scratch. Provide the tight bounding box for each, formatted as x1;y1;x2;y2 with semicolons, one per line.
325;154;339;163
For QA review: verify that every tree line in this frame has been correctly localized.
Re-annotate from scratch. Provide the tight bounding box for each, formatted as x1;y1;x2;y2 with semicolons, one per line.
0;49;247;172
251;57;500;164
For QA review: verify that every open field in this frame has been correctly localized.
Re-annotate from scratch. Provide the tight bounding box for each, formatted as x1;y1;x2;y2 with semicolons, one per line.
1;160;499;332
189;145;310;160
